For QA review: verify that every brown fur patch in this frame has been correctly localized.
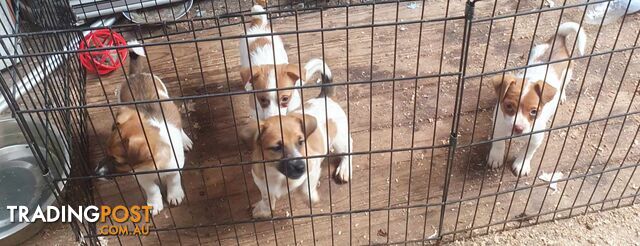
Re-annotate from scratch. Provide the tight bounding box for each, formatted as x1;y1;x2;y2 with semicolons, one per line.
491;74;517;100
248;37;271;54
327;119;337;142
250;18;263;28
493;75;521;116
519;87;540;123
532;80;557;106
290;113;317;137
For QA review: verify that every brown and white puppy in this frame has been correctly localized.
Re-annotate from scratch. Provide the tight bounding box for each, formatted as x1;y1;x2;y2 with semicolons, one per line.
239;4;332;119
244;89;352;218
96;42;192;215
488;22;587;176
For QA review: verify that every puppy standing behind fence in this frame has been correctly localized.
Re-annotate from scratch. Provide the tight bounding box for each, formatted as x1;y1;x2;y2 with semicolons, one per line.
95;41;193;215
239;4;333;120
243;84;352;218
488;22;587;176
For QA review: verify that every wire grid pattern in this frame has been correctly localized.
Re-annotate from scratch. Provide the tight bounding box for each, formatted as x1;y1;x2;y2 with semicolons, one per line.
0;0;639;245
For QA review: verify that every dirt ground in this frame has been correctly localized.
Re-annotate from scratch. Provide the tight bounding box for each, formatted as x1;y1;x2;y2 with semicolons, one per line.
25;0;639;245
447;204;640;246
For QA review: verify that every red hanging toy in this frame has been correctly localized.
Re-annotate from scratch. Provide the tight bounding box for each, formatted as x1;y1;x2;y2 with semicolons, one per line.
79;29;128;75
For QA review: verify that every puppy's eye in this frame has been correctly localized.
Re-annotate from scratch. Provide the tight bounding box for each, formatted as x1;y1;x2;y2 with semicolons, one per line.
530;109;538;117
298;138;304;146
259;98;270;107
504;103;517;113
270;142;283;152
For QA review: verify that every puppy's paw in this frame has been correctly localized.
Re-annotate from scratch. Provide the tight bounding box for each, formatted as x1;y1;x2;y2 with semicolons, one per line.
309;190;319;204
147;199;164;216
167;186;185;206
487;147;504;169
334;160;351;183
182;131;193;151
512;158;531;177
252;200;272;219
560;92;567;105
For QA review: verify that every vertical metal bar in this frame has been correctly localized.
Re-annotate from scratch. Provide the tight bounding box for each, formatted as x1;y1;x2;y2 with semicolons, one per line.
367;2;376;244
311;7;335;245
345;5;353;246
438;0;474;239
385;0;401;244
421;0;451;242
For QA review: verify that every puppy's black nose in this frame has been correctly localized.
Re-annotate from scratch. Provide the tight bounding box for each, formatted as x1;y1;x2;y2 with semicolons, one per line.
278;160;306;179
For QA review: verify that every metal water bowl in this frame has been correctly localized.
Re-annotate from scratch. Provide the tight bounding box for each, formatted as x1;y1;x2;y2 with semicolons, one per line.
0;117;69;245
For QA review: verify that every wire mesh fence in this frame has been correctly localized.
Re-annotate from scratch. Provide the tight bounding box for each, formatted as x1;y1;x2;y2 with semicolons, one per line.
0;0;639;245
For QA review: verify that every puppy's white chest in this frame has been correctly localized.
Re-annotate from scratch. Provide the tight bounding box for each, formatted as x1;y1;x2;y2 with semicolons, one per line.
148;119;185;169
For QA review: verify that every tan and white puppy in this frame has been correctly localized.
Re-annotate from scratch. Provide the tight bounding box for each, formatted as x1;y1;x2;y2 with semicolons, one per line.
239;5;332;120
244;88;352;218
488;22;587;176
96;42;193;215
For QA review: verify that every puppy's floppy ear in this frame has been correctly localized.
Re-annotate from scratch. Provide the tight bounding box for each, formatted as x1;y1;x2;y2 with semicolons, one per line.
116;108;136;125
107;132;152;173
491;74;516;100
241;67;261;84
283;64;305;84
533;80;557;106
239;120;266;149
291;113;317;137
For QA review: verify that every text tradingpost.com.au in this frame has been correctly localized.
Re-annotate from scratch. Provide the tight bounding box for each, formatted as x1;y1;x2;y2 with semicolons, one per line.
6;205;153;236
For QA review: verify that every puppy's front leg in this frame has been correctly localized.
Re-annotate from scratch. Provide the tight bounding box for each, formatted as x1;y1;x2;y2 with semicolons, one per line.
301;160;321;205
332;135;353;183
139;173;164;216
251;169;277;218
512;132;544;177
164;171;185;206
488;124;508;169
560;69;573;104
182;130;193;151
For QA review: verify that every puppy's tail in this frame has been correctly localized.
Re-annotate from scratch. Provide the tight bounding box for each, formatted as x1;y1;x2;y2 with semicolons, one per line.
249;5;268;28
127;40;147;74
555;22;587;56
304;58;334;98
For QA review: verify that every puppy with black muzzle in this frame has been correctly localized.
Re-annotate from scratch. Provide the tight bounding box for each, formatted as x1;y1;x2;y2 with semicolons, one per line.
95;41;193;216
243;86;352;218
